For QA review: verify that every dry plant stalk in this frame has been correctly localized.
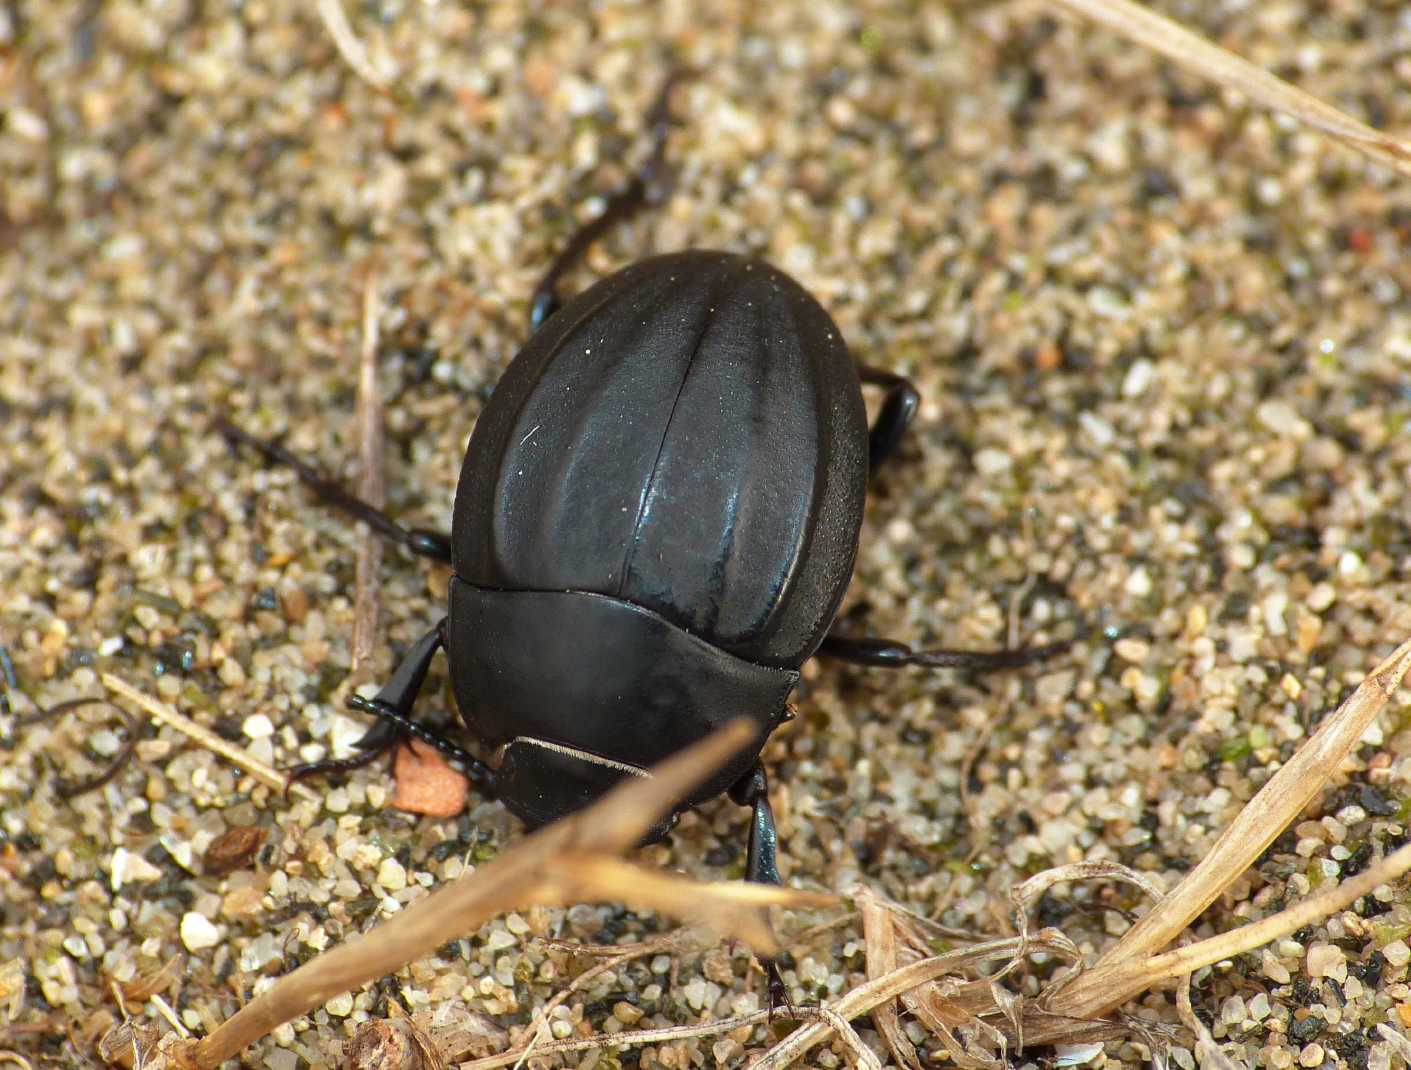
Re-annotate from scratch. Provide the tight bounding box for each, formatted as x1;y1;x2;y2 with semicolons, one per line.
1049;633;1411;1020
351;270;385;678
134;721;834;1069
1044;0;1411;177
99;674;319;801
756;634;1411;1067
859;891;922;1070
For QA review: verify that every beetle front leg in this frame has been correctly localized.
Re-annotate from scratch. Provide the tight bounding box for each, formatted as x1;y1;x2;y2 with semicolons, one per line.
817;632;1072;673
729;763;792;1016
288;621;496;794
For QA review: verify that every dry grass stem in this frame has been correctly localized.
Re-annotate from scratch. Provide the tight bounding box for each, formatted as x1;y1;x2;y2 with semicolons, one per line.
1010;862;1164;948
816;1006;884;1070
858;889;923;1070
1175;972;1238;1070
1048;633;1411;1018
140;721;828;1068
316;0;394;90
99;674;319;800
789;912;861;945
1062;838;1411;1011
459;1011;776;1070
351;270;385;678
460;1002;915;1070
1045;0;1411;177
541;855;834;952
751;938;1057;1070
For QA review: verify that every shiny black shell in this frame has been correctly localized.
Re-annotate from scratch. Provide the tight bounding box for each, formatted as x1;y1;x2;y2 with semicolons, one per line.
451;250;869;669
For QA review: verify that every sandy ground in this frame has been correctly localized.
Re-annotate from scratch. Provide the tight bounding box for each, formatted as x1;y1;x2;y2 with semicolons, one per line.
4;1;1411;1068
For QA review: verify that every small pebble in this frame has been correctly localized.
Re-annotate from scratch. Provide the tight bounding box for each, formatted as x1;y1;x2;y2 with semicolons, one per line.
180;912;221;951
1221;995;1247;1025
485;929;516;952
109;847;162;891
1306;943;1346;980
377;859;408;892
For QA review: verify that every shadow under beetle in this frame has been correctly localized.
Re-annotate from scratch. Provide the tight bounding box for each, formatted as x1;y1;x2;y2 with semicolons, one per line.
217;77;1068;997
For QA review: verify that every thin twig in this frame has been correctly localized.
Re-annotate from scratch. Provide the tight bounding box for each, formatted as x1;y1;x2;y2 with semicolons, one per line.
958;720;998;840
459;1010;779;1070
351;270;385;678
316;0;393;91
1045;0;1411;177
100;674;319;800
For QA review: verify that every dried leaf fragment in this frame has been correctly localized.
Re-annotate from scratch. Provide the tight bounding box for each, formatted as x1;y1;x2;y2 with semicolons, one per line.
392;740;470;817
346;1017;445;1070
203;826;267;877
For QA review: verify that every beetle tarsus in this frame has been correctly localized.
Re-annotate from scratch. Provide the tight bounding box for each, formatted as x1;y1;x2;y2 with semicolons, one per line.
817;632;1073;672
285;623;495;795
857;364;920;477
285;745;389;792
729;763;795;1018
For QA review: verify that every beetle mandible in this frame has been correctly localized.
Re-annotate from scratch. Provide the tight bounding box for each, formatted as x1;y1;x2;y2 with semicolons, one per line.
218;75;1067;951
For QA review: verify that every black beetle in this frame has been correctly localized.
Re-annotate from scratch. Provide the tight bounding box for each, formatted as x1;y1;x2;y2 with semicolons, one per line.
217;79;1067;978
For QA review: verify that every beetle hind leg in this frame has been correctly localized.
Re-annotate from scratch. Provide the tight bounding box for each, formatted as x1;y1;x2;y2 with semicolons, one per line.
729;763;795;1018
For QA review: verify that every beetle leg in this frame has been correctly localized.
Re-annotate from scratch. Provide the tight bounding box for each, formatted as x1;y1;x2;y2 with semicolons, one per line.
212;415;453;563
816;632;1073;672
287;623;496;794
856;364;920;477
729;763;794;1017
528;70;685;331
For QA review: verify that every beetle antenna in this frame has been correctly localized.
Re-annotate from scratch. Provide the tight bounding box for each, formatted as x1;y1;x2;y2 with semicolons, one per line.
346;694;498;795
211;414;453;563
